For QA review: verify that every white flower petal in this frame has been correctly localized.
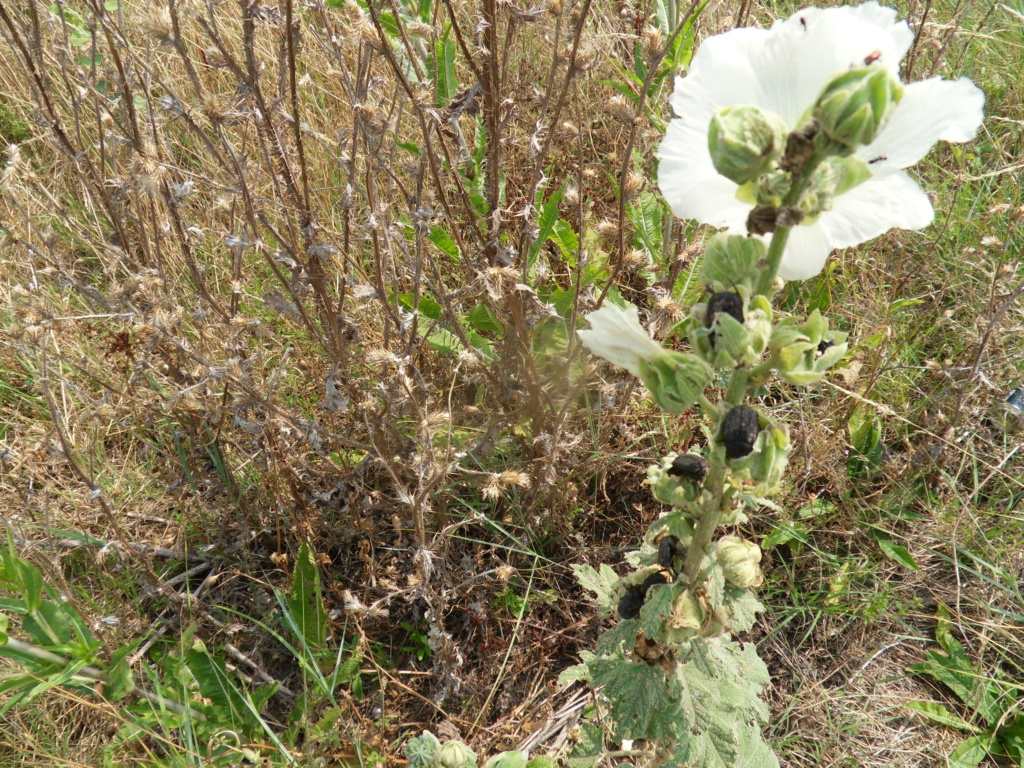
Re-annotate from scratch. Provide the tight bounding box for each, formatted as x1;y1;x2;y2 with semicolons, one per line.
856;77;986;169
669;28;768;122
821;170;934;248
657;121;750;230
657;2;983;282
753;3;912;126
777;225;835;281
578;303;664;378
777;171;934;280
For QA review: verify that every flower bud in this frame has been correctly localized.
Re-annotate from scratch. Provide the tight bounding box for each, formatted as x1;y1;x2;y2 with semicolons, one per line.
438;741;478;768
720;405;760;459
714;535;763;588
812;64;903;155
578;303;712;414
638;351;714;415
688;290;772;369
647;453;706;506
769;309;849;385
701;234;767;295
406;732;442;768
485;753;529;768
728;419;791;493
708;105;789;184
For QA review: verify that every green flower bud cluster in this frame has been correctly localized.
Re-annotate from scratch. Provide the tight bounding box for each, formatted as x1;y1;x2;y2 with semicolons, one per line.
770;309;849;385
813;64;903;156
717;407;791;494
638;350;714;415
407;734;478;768
688;290;773;369
708;105;790;185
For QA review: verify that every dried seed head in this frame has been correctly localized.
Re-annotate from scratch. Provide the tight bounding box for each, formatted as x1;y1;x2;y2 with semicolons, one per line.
595;218;619;242
642;26;665;58
405;21;434;38
547;0;562;14
667;454;709;482
705;291;744;328
138;6;174;41
622;171;644;200
608;94;634;124
564;185;580;208
623;248;649;271
721;405;760;460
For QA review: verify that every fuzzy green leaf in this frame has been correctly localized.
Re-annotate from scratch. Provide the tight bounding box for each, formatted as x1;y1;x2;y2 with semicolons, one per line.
947;735;991;768
589;652;684;741
875;537;919;571
571;564;619;615
639;581;676;638
289;541;328;651
905;700;980;733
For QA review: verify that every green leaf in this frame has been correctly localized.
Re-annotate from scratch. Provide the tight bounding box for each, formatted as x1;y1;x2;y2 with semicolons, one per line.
638;581;676;638
875;537;919;571
905;700;980;732
187;641;266;736
570;564;619;615
106;643;137;701
934;603;964;657
289;541;328;651
23;602;72;647
948;735;992;768
589;652;684;740
528;187;565;270
426;328;464;357
19;560;43;614
557;656;592;686
627;192;662;261
848;404;883;474
466;302;504;336
397;292;442;320
549;219;579;261
722;586;764;633
762;521;808;551
566;721;603;768
428;226;460;259
908;650;1000;725
434;36;458;104
670;638;778;768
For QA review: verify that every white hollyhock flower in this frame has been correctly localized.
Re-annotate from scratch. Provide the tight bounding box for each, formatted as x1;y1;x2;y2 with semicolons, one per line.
577;302;666;378
657;2;985;280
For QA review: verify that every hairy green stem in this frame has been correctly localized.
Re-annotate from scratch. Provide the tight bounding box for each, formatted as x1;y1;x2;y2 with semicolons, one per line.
755;153;825;296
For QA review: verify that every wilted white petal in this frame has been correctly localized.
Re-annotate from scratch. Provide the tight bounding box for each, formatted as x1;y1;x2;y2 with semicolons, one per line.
577;303;666;378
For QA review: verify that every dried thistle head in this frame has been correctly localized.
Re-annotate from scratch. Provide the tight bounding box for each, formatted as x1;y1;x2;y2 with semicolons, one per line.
405;21;434;38
622;170;645;200
596;218;619;243
607;94;634;125
138;6;174;41
642;26;665;59
623;247;650;271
